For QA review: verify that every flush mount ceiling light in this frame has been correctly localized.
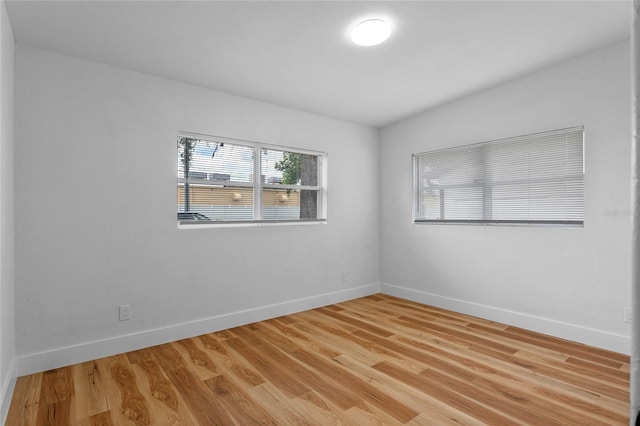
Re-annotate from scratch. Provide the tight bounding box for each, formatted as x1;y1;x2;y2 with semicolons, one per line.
351;19;390;46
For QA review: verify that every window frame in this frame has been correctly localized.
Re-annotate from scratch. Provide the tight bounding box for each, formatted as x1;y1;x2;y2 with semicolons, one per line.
177;132;328;227
412;126;585;227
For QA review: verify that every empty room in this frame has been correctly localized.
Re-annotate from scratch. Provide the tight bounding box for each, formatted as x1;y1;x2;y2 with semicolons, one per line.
1;0;639;424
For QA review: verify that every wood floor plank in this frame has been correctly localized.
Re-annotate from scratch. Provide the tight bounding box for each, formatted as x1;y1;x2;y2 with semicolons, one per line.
291;325;384;369
294;312;398;366
109;362;151;426
515;349;629;388
344;400;409;425
70;361;109;422
394;333;629;424
127;353;199;425
273;314;298;324
465;322;572;362
7;294;630;425
263;317;341;359
565;355;631;381
149;343;237;425
224;335;311;398
247;383;329;425
475;344;629;402
464;342;631;417
5;371;42;426
314;306;394;337
41;367;74;405
162;366;235;425
239;323;362;410
241;315;418;423
203;374;278;425
368;328;597;425
255;383;314;424
334;353;491;426
92;355;145;426
503;326;627;368
126;349;180;412
374;360;522;425
175;338;218;378
148;343;185;373
196;333;267;388
198;333;228;357
87;411;113;426
395;315;520;355
465;368;613;426
36;400;71;426
36;368;74;426
286;348;418;423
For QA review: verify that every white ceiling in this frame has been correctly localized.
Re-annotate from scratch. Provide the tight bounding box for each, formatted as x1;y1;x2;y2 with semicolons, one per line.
5;0;632;128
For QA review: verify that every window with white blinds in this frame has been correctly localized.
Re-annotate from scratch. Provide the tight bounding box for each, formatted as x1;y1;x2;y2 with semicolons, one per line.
177;132;327;225
413;127;584;225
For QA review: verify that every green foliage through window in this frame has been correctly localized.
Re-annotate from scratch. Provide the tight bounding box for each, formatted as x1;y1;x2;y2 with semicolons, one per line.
275;152;302;185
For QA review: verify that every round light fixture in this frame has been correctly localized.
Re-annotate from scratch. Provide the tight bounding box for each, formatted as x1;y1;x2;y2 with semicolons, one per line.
351;19;390;47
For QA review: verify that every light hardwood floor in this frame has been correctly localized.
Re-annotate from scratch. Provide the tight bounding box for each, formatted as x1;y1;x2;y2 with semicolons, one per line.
6;294;630;425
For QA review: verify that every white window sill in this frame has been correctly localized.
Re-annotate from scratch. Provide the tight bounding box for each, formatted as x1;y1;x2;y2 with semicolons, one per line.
413;220;583;228
178;219;327;229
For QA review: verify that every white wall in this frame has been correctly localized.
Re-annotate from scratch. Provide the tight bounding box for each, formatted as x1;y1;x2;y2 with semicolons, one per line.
380;40;632;354
14;45;380;373
0;0;15;421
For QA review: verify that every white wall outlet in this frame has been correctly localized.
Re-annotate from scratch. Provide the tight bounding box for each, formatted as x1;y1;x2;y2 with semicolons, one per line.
624;307;632;324
342;271;349;282
119;304;131;321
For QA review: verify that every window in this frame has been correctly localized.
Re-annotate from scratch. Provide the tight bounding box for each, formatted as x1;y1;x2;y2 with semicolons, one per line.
177;133;327;225
413;126;584;225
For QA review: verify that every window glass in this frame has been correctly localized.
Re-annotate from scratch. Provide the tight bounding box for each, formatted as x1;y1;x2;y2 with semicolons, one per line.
261;149;320;220
177;134;326;225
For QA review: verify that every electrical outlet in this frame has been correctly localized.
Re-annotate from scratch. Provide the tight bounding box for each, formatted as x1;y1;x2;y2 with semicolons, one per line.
342;271;349;282
119;304;131;321
624;307;632;324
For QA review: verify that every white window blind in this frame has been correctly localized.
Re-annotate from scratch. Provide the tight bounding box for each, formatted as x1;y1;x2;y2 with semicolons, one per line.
413;126;584;225
177;137;255;222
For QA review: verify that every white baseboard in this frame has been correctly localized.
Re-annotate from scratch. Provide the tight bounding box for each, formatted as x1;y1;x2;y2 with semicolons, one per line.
18;283;381;376
17;281;627;378
381;283;631;355
1;358;17;425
